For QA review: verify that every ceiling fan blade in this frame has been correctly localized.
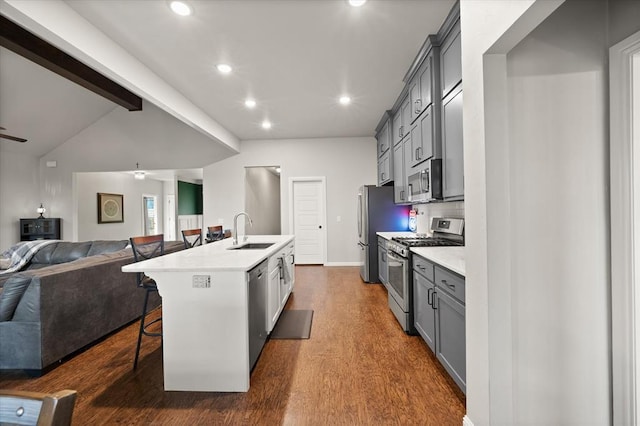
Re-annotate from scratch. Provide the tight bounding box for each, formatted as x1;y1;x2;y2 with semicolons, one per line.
0;133;27;143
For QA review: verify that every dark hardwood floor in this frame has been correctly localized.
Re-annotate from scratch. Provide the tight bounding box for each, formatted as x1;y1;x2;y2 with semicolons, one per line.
0;266;465;425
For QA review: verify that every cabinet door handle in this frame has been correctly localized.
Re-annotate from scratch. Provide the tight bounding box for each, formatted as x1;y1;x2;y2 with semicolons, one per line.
427;287;433;306
418;146;422;160
400;190;405;200
382;253;387;261
398;127;402;138
441;279;455;290
415;99;422;114
432;290;437;309
381;172;385;180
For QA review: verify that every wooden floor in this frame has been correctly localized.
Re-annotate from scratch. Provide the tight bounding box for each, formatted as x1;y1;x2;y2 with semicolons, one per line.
0;266;465;425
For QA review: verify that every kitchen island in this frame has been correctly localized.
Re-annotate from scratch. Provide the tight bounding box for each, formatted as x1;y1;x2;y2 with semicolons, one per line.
122;234;295;392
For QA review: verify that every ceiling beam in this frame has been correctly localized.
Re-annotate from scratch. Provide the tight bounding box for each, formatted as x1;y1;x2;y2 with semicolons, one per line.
0;14;142;111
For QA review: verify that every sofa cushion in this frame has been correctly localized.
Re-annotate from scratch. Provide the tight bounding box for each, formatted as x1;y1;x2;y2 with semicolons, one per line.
87;240;129;257
29;243;59;265
50;242;92;264
0;274;32;321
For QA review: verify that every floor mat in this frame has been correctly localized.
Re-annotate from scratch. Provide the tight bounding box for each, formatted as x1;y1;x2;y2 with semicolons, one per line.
270;309;314;339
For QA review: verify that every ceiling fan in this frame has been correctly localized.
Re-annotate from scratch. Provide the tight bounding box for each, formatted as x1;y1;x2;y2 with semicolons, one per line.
0;126;27;143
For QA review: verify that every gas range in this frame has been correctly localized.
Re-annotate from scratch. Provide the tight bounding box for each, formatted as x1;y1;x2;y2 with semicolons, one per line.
387;218;464;258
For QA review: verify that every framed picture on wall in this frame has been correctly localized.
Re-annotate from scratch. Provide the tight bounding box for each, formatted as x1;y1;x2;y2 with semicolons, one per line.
97;193;124;223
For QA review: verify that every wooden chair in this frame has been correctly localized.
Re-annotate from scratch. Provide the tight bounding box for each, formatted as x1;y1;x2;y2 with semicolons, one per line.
181;228;202;248
206;225;223;242
129;234;165;370
0;389;77;426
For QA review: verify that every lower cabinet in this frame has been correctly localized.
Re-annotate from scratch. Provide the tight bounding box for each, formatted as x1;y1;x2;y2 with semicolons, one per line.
267;261;281;333
413;271;436;351
267;243;295;333
413;254;465;393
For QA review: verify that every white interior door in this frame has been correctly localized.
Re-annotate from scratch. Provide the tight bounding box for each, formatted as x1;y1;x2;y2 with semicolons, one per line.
142;195;158;236
290;178;326;264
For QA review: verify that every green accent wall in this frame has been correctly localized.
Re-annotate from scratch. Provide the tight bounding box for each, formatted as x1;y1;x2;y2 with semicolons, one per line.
178;181;203;215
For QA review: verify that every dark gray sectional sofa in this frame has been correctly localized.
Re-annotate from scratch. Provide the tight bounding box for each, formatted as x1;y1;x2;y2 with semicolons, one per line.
0;240;183;372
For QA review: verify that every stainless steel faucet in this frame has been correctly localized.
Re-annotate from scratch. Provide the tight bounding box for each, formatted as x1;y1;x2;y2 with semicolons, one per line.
232;212;253;245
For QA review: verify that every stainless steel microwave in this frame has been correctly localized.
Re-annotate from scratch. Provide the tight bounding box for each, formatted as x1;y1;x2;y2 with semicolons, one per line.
408;159;442;203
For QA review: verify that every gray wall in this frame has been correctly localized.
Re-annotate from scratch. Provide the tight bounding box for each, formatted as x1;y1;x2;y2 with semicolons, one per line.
203;137;376;265
38;101;235;241
245;167;281;235
463;0;640;424
76;172;164;241
0;150;41;249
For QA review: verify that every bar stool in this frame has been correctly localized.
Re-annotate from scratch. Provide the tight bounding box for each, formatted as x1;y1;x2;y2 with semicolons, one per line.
129;234;164;370
206;225;223;242
181;228;202;249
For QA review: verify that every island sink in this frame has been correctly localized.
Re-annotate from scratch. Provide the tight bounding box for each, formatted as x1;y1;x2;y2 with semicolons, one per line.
227;243;275;250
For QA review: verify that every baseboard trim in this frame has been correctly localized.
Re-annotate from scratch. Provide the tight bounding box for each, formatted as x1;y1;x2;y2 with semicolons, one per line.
463;415;474;426
323;262;361;267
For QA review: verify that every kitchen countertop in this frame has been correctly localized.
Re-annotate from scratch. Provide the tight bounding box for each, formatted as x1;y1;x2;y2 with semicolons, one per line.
411;246;465;277
122;234;294;273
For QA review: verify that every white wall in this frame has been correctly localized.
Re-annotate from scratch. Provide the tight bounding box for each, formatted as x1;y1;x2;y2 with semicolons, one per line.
0;150;41;249
203;137;376;264
39;101;235;241
245;168;281;235
463;0;640;424
75;172;164;241
506;1;610;423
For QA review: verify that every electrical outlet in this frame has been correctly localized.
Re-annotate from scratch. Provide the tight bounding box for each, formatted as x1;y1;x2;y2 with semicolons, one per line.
192;275;211;288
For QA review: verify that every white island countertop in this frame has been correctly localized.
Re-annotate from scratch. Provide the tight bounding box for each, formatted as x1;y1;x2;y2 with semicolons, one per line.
410;246;465;277
122;234;294;273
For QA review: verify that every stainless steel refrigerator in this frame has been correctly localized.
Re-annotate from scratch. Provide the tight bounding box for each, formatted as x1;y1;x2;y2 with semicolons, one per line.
357;185;410;282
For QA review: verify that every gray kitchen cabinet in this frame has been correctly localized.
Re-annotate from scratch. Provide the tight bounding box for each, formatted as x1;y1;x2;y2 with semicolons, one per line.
413;253;466;393
393;141;407;203
414;269;436;351
440;18;461;99
377;118;391;158
378;237;389;285
392;95;411;146
441;85;464;199
410;104;438;167
408;42;439;124
378;149;392;186
434;282;466;393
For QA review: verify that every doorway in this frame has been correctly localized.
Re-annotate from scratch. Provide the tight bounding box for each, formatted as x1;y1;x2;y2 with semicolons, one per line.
142;194;158;236
289;177;326;264
244;166;281;235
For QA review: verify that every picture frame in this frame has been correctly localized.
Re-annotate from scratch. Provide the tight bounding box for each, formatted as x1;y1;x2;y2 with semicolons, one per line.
97;193;124;223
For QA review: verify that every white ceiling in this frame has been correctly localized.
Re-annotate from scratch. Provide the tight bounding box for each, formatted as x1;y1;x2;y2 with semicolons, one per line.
0;0;455;157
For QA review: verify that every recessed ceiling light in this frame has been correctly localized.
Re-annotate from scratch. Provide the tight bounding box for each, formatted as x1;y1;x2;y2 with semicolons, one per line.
170;1;192;16
245;99;257;109
339;95;352;105
348;0;367;7
262;120;272;129
216;64;232;74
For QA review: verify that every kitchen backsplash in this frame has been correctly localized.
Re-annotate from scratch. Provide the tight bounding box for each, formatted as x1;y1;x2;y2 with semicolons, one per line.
413;201;465;235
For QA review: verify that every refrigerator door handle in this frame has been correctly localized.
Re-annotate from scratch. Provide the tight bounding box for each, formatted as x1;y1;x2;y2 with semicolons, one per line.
357;192;363;238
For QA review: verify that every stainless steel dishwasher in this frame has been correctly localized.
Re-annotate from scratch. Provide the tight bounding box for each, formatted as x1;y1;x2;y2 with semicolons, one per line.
248;259;268;370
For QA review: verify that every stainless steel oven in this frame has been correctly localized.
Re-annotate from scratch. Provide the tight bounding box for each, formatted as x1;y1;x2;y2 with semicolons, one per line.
386;246;413;333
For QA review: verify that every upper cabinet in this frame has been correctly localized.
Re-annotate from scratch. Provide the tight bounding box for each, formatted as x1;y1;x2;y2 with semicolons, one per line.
438;4;463;200
440;19;462;99
377;117;391;158
377;0;463;203
376;111;394;186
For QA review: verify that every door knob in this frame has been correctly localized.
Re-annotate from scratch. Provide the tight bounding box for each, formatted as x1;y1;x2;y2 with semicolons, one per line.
319;225;322;229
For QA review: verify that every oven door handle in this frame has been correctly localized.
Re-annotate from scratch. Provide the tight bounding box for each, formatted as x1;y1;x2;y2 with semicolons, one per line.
386;250;405;263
